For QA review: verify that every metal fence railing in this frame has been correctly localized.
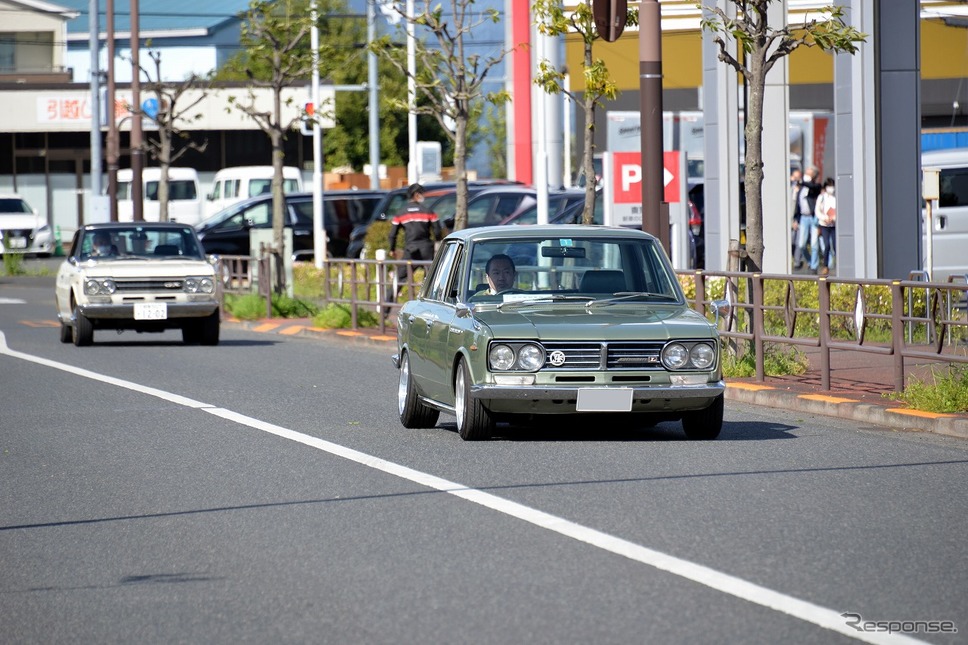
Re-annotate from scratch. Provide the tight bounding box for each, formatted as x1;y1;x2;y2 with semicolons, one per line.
226;255;968;392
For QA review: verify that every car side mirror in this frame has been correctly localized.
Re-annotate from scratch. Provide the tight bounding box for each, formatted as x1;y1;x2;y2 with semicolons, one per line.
455;302;472;318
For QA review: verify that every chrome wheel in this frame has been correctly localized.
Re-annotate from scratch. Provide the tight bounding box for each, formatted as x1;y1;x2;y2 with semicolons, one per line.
398;354;410;417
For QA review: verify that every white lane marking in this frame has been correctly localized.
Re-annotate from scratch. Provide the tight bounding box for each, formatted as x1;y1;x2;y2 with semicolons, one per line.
0;298;27;304
0;331;925;645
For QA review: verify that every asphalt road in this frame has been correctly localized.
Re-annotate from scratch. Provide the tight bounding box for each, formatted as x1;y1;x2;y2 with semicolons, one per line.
2;273;967;644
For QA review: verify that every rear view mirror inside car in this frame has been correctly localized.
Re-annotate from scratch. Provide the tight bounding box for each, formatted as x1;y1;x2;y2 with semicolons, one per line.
541;245;586;259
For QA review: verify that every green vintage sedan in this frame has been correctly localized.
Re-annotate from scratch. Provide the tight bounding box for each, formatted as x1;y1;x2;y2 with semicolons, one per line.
392;225;729;440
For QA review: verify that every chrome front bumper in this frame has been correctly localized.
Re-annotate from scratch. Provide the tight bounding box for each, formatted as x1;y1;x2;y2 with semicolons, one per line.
469;381;725;401
78;301;219;320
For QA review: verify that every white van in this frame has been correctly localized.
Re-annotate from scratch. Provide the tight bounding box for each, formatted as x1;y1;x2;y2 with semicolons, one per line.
205;166;304;217
922;148;968;282
117;167;205;226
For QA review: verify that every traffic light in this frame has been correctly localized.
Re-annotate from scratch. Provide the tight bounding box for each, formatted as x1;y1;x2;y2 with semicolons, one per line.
593;0;628;42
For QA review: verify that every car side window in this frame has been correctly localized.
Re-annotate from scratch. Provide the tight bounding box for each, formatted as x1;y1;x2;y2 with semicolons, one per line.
243;202;271;227
467;197;495;227
425;242;460;302
939;168;968;207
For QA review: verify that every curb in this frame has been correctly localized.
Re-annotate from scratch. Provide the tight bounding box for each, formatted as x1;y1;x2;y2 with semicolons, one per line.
725;383;968;440
225;319;968;440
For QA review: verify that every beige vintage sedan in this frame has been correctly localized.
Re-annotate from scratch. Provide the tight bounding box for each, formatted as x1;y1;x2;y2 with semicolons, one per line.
55;222;220;346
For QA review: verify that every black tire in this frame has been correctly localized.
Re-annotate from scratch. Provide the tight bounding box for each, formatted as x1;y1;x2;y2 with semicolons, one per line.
72;302;93;346
398;352;440;428
681;394;724;440
59;321;72;343
454;358;493;440
182;325;201;345
199;311;220;346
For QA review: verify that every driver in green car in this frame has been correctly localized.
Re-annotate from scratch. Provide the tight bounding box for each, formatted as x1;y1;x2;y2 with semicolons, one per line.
484;253;516;294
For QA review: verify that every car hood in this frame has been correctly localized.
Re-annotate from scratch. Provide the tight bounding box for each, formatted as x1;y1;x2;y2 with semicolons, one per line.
0;213;43;230
66;258;215;277
472;305;717;341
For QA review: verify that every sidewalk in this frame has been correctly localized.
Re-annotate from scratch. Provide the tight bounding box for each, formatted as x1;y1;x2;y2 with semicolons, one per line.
225;317;968;440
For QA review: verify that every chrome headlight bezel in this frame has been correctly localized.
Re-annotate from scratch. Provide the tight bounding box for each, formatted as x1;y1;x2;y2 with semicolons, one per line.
184;276;216;294
488;341;546;372
661;341;718;371
83;278;116;296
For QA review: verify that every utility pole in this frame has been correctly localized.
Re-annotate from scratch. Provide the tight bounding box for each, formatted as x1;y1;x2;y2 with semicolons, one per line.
130;0;144;221
106;0;118;221
367;0;380;189
88;0;101;221
311;0;326;268
639;0;668;252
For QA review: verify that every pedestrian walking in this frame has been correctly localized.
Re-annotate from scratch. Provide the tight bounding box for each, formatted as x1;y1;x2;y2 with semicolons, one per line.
793;166;823;271
815;177;837;276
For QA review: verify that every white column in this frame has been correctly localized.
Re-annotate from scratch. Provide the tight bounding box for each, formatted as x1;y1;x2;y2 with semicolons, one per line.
701;0;741;271
761;0;791;274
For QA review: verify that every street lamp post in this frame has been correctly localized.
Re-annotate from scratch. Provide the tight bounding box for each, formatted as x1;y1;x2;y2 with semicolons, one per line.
311;0;327;268
130;0;144;221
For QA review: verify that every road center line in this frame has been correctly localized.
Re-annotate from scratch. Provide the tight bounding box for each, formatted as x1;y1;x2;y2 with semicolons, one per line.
0;331;923;645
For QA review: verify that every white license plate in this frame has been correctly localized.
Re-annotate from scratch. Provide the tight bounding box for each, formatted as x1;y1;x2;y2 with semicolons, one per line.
576;388;633;412
134;303;168;320
8;237;27;249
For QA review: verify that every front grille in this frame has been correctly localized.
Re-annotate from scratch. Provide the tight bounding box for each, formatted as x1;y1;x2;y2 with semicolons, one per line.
541;342;602;370
605;342;665;369
114;278;184;293
539;341;666;371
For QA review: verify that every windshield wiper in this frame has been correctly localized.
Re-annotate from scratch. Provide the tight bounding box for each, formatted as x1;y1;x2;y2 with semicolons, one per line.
585;292;679;308
496;295;595;311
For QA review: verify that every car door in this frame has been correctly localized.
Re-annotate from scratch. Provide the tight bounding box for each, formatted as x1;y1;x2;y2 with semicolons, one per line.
408;241;461;401
201;199;270;255
928;164;968;280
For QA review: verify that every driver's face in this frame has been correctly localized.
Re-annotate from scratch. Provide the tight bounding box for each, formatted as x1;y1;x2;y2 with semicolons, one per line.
486;259;515;292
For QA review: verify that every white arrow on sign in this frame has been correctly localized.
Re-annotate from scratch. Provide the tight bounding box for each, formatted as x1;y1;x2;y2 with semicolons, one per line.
664;167;674;187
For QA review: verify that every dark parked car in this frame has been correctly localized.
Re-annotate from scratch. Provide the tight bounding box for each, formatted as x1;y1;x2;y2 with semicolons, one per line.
196;189;384;259
497;188;586;226
440;185;552;231
346;180;522;258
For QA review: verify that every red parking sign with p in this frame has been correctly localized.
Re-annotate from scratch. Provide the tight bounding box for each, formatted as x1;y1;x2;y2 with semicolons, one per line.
612;151;680;204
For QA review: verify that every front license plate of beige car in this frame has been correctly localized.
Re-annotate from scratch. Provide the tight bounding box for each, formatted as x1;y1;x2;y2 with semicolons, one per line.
577;388;633;412
134;303;167;320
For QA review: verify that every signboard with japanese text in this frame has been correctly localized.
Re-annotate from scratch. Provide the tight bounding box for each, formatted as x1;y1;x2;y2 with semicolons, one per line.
10;87;335;133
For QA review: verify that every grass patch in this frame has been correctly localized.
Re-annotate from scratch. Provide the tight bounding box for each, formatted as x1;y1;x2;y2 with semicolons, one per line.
1;250;27;276
224;293;319;320
312;303;380;329
721;343;810;378
887;365;968;413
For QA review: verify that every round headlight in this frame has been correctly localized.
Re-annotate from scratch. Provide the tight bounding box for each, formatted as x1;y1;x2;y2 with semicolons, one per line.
517;344;544;371
184;278;199;293
101;279;116;295
661;343;689;370
199;277;215;294
84;279;100;296
690;343;716;369
489;344;515;370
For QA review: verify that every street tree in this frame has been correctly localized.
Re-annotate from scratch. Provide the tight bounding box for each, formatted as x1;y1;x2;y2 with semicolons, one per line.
533;0;636;225
223;0;351;290
372;0;511;231
140;50;210;222
701;1;865;271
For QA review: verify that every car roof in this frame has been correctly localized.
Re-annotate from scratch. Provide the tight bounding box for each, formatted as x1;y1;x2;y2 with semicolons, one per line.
921;147;968;166
78;222;196;231
443;224;658;243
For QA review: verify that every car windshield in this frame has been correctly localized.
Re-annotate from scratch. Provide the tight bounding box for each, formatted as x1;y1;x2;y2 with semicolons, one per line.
464;235;682;304
78;226;204;261
0;198;32;214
